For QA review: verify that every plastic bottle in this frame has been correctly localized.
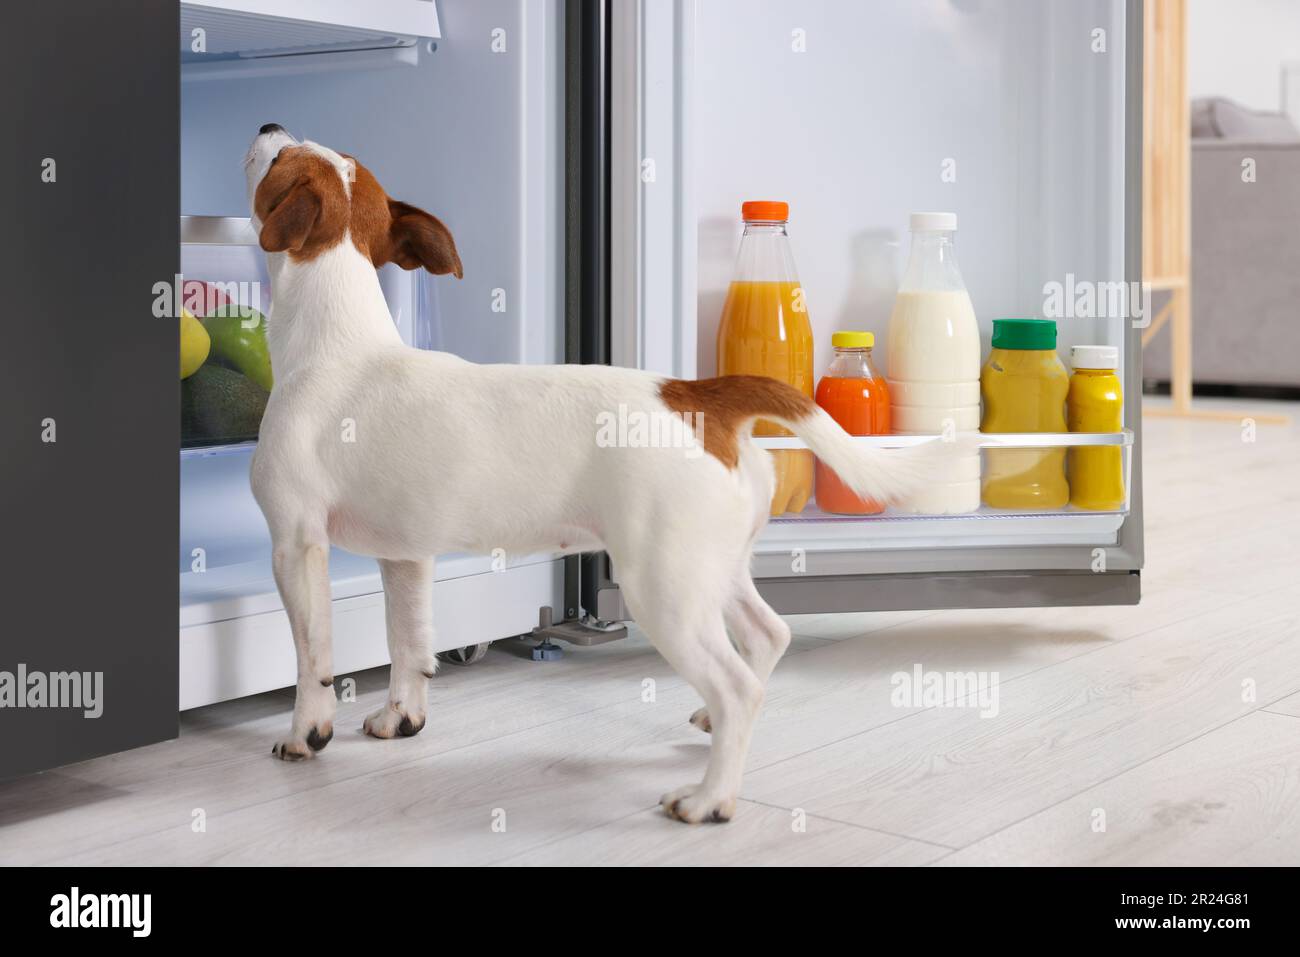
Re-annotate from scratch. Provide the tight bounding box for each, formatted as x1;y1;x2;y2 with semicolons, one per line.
716;200;814;515
815;331;891;514
980;318;1069;509
886;212;981;514
1067;345;1125;510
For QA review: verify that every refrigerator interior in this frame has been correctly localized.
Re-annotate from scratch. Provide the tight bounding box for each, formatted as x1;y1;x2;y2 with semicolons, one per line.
177;0;564;707
688;0;1135;563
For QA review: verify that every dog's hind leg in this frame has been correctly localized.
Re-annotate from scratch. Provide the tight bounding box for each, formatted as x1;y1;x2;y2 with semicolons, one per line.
690;572;792;734
269;530;337;760
363;558;436;739
617;560;763;824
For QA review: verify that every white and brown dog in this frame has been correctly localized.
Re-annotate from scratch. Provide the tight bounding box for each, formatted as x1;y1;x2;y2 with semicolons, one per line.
244;124;960;823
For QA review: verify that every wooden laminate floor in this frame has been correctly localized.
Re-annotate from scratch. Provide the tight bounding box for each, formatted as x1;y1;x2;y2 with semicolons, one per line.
2;397;1297;866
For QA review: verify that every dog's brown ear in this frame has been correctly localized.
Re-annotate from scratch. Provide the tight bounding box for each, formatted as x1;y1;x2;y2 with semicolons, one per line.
259;180;321;253
387;200;463;278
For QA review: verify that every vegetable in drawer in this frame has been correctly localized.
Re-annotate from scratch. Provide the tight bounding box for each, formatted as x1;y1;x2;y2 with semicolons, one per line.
202;305;274;391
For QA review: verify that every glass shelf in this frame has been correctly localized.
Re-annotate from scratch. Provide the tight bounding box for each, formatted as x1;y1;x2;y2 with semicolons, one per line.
752;430;1134;450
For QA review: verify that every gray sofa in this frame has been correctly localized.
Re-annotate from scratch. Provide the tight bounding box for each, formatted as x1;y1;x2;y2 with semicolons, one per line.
1143;98;1300;389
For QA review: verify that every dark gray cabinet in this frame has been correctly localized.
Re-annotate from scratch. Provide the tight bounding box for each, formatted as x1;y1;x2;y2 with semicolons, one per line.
0;1;179;779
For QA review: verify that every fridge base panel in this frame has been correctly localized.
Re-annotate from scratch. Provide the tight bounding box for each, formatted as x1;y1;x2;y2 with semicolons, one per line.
758;570;1140;616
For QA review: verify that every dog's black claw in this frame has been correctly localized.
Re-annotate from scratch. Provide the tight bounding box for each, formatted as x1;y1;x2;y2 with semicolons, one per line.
320;677;334;687
711;808;730;823
306;726;333;751
397;715;426;737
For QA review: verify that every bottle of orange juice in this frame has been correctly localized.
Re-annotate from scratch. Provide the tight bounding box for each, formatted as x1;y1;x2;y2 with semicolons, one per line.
815;332;891;514
716;200;814;515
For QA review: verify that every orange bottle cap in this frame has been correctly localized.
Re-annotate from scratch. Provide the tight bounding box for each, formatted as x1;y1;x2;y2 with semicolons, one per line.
742;200;789;222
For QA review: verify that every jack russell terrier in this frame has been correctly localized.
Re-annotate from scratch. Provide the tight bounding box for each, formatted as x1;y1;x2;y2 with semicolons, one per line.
244;124;965;823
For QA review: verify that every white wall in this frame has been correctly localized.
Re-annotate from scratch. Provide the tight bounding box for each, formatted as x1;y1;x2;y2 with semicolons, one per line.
1188;0;1300;112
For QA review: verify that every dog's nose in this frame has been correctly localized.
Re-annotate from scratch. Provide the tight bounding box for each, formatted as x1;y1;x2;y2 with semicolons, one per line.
259;123;284;136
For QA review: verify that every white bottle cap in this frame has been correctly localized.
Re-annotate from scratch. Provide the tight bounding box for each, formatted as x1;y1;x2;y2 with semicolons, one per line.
910;211;957;232
1071;344;1119;369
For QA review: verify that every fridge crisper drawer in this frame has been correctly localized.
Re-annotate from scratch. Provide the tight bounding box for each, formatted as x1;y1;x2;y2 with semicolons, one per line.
752;431;1134;552
179;215;439;451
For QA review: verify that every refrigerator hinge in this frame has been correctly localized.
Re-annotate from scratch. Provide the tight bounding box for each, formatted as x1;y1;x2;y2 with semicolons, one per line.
528;606;628;660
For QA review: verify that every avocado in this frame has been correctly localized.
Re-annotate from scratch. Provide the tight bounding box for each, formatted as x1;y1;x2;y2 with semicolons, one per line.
181;365;269;443
201;305;274;392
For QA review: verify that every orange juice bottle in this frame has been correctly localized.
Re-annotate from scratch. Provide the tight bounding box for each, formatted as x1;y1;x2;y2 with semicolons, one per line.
815;332;891;514
716;201;814;515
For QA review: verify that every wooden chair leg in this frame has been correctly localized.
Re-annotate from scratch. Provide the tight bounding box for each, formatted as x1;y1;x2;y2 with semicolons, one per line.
1170;286;1193;415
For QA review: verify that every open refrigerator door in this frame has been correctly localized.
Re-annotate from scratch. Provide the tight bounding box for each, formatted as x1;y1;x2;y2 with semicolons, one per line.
610;0;1144;611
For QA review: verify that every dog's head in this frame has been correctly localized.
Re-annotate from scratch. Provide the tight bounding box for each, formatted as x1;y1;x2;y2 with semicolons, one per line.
244;123;463;278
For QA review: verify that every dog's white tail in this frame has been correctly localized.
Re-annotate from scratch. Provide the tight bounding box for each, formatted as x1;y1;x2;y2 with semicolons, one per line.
777;404;971;504
655;374;972;504
659;375;974;505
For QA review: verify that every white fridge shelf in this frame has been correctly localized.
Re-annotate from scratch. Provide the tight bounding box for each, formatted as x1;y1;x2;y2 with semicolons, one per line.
181;1;441;75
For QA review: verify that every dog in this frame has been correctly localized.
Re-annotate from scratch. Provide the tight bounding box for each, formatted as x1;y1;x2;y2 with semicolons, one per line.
243;124;963;823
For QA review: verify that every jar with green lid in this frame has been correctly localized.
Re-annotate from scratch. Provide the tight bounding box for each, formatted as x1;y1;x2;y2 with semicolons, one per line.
980;318;1069;509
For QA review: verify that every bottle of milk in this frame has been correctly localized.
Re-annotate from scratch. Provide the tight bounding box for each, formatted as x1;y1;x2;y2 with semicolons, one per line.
886;212;982;514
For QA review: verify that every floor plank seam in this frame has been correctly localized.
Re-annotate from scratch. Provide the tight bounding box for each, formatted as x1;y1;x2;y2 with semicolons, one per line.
489;805;661;865
739;797;959;851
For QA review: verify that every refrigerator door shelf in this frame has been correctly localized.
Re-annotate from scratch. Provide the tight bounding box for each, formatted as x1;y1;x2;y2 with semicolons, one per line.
752;431;1135;451
757;431;1134;547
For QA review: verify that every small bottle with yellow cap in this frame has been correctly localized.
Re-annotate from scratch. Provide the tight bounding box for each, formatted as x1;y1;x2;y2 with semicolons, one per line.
814;331;892;514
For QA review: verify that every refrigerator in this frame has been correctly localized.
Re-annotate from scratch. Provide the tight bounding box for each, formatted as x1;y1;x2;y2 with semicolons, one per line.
2;0;1144;777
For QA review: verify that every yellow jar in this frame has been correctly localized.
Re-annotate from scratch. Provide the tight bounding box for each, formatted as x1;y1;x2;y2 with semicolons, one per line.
980;319;1068;510
1067;345;1125;511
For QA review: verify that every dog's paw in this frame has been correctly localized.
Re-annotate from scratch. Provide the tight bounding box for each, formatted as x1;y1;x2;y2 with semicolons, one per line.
660;784;735;824
688;707;712;734
362;702;426;740
271;723;332;761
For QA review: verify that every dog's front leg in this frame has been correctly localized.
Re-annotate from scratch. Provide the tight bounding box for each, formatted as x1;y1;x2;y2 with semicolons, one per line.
270;537;337;760
364;558;436;739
